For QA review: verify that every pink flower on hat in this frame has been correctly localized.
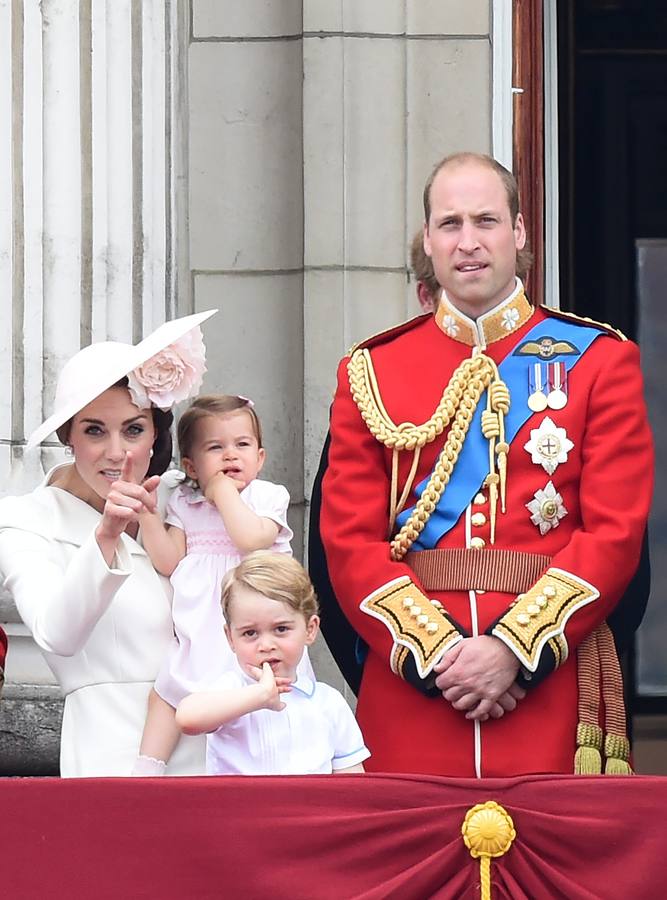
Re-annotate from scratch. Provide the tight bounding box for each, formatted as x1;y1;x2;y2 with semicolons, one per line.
127;326;206;411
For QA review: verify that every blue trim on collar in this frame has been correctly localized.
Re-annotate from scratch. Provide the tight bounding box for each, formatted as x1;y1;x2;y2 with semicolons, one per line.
290;674;316;698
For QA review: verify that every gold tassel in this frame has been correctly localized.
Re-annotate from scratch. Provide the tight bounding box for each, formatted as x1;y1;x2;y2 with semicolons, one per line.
574;632;602;775
597;625;634;775
495;442;509;513
485;473;499;545
489;378;510;514
604;733;633;776
574;723;603;775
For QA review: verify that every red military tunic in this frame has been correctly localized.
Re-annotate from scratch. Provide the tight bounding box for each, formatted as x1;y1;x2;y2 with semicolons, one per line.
319;285;653;777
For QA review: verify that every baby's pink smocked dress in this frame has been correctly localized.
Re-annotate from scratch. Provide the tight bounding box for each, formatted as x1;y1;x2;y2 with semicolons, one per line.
154;479;308;707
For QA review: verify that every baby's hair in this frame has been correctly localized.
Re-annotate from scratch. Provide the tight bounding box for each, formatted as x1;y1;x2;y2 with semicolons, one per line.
221;551;319;625
177;394;263;462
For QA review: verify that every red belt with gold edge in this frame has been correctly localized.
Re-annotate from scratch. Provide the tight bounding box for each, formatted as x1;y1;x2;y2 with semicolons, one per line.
406;548;552;594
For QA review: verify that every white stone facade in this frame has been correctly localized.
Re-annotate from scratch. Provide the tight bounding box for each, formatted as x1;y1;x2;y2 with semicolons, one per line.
0;0;499;772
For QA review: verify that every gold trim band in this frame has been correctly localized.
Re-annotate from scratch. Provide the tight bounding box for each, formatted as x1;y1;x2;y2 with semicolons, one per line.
492;567;599;671
360;577;462;678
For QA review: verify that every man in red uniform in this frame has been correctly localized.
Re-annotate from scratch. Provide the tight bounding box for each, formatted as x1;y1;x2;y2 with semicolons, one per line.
314;152;654;777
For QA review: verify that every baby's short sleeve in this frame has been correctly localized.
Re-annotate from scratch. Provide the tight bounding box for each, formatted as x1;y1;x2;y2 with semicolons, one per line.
244;481;293;553
165;485;187;531
320;686;371;772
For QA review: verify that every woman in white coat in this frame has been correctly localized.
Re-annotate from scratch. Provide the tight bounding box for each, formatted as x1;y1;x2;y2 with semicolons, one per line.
0;312;216;777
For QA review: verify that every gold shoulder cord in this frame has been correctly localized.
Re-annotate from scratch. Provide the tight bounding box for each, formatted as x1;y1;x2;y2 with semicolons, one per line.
541;306;628;341
348;348;510;561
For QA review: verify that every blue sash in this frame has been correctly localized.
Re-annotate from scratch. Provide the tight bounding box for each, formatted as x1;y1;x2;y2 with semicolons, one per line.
395;318;604;551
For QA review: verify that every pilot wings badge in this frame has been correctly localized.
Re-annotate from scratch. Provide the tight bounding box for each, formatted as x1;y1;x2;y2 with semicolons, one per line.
514;336;580;360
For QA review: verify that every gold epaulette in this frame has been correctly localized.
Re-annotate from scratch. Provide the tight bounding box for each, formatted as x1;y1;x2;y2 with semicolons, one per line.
540;305;627;342
346;313;431;356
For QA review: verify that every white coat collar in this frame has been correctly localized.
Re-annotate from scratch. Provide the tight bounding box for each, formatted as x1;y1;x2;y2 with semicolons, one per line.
0;464;149;556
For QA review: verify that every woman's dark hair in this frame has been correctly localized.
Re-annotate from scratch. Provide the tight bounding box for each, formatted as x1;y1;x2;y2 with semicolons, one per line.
56;377;173;479
148;407;174;477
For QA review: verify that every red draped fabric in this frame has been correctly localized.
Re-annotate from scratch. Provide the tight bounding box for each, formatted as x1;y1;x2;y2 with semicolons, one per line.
3;774;665;899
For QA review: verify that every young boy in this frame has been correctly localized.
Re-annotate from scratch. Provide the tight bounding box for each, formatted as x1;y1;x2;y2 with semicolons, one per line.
176;552;370;775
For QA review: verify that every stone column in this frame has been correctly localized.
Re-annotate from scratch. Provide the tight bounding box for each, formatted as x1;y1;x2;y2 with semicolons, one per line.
187;1;306;553
0;0;184;773
301;3;492;694
302;2;492;497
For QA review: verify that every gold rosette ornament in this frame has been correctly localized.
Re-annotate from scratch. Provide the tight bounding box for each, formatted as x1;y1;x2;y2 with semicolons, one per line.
461;801;516;900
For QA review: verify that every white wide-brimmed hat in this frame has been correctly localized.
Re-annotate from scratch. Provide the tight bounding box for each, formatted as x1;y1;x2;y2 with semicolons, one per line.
26;309;217;451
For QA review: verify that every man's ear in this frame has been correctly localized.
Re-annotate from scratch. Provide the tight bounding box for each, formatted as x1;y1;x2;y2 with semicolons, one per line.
514;212;527;250
417;281;436;314
423;221;433;258
224;624;234;649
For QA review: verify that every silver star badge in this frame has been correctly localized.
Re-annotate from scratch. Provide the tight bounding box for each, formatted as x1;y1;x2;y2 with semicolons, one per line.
524;416;574;476
526;481;568;535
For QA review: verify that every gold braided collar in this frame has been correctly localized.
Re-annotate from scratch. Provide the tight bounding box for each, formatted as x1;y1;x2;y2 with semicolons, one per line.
435;281;533;348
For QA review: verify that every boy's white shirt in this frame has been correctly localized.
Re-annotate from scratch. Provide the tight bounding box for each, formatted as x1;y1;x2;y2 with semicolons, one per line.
205;663;369;776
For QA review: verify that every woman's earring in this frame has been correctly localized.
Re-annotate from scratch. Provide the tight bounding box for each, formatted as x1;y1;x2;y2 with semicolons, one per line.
64;445;74;457
149;449;154;458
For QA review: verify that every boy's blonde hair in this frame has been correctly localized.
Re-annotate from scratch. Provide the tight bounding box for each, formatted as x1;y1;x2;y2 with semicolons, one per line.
221;551;319;624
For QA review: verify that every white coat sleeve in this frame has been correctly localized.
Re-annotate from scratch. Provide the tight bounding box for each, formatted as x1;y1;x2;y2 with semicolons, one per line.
0;526;133;657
